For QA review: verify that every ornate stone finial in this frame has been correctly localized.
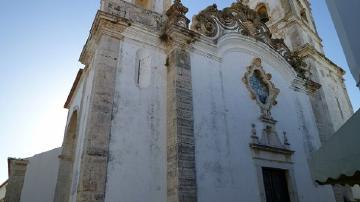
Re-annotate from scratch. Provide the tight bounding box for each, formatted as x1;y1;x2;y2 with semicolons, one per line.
190;2;319;89
251;124;259;144
238;0;249;5
283;131;290;148
253;58;262;67
263;125;273;145
165;0;190;28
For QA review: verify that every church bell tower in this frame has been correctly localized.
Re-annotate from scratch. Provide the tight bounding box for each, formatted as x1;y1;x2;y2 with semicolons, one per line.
246;1;355;202
246;0;323;53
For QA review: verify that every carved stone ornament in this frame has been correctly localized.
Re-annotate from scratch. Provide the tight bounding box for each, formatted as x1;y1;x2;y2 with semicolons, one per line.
243;58;279;120
191;2;311;80
249;124;294;156
165;0;190;28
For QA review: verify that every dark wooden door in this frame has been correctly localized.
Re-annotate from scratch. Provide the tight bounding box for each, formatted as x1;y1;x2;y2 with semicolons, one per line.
262;167;291;202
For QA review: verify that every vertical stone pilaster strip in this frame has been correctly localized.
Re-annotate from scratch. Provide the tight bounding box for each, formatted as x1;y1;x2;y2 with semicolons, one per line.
167;48;197;202
76;34;120;202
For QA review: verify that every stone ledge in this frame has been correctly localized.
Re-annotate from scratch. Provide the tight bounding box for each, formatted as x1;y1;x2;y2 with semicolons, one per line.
250;143;294;156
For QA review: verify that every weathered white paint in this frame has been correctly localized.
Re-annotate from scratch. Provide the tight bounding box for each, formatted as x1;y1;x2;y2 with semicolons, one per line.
50;1;352;201
20;148;61;202
67;64;96;202
309;57;353;131
247;0;323;52
191;34;335;202
69;20;339;202
104;34;167;202
67;24;340;201
1;0;354;201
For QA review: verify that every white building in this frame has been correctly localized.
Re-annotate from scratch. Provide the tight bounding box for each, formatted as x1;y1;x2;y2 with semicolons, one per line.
326;0;360;89
4;0;354;202
4;149;61;202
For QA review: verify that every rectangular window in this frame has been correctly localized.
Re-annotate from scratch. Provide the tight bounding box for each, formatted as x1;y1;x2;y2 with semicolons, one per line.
137;59;141;85
262;167;291;202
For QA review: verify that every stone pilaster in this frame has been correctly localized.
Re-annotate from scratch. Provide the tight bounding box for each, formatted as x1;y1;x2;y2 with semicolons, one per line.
4;159;28;202
76;34;120;202
166;48;197;202
164;1;198;201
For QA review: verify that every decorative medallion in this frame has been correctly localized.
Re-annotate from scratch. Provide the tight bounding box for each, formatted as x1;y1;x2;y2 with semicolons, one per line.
243;58;279;120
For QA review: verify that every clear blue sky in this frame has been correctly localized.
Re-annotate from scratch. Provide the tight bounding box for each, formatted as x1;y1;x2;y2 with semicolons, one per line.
0;0;359;183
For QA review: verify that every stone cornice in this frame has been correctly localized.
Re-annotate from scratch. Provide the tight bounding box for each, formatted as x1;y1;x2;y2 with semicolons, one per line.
79;11;130;66
80;0;166;66
7;158;29;177
162;25;201;52
102;0;163;30
250;143;294;156
296;44;346;77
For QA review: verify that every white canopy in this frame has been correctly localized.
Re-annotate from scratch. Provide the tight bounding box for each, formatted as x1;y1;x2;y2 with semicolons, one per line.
310;109;360;185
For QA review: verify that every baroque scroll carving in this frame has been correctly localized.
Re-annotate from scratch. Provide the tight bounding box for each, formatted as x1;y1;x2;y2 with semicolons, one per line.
191;2;310;80
165;0;190;28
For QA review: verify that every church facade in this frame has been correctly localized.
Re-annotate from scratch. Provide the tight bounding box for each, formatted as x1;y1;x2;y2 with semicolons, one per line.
5;0;354;202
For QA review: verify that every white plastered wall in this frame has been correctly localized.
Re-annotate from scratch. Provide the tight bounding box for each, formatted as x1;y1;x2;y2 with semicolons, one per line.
191;34;336;202
309;58;353;132
247;0;323;53
20;148;61;202
104;28;167;202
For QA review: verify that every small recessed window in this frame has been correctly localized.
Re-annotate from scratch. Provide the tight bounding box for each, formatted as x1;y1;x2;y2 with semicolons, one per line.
135;50;152;88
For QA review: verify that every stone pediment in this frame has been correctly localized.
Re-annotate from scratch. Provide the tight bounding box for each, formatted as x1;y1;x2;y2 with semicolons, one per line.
190;2;311;80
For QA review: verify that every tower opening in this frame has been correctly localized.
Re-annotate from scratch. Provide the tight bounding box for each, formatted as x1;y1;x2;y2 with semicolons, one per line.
300;8;309;22
257;5;269;23
135;0;152;10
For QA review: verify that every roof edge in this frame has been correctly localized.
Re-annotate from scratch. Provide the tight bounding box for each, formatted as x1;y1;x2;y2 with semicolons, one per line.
64;69;84;109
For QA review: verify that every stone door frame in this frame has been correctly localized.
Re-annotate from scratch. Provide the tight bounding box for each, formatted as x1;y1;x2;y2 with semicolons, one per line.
253;158;300;202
